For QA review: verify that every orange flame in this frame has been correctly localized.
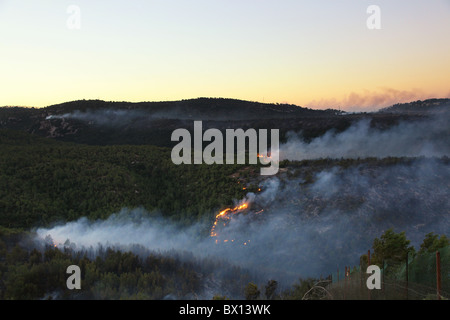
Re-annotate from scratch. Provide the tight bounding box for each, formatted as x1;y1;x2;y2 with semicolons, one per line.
210;203;248;238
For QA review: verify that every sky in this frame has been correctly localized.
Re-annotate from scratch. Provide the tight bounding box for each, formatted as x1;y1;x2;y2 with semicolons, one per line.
1;0;449;111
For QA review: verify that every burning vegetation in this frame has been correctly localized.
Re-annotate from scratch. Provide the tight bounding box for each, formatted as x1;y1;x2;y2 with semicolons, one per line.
210;203;249;243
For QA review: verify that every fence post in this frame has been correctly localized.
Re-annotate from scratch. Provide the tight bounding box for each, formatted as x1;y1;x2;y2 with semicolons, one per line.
337;267;339;283
382;260;385;298
360;261;363;294
367;250;371;300
405;251;409;300
436;251;441;300
344;266;347;300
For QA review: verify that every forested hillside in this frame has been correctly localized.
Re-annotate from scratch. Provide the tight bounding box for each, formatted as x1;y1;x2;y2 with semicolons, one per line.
0;98;449;300
0;129;247;229
1;98;439;147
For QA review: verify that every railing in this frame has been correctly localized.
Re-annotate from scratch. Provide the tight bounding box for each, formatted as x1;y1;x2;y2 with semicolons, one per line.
304;247;449;300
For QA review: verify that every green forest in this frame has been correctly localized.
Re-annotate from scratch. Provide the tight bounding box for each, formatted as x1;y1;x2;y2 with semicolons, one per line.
1;128;449;300
0;128;255;299
1;224;448;300
0;129;249;230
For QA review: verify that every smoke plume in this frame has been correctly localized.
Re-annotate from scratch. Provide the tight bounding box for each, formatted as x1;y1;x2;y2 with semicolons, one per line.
34;157;449;289
280;116;450;160
46;109;149;126
305;88;441;112
33;108;450;294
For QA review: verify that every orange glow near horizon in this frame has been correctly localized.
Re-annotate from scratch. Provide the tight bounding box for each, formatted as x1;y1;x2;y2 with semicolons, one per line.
0;1;449;111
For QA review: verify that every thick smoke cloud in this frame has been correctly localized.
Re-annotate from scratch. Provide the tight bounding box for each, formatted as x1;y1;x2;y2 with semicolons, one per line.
36;209;205;253
35;158;450;288
34;109;450;294
280;116;450;160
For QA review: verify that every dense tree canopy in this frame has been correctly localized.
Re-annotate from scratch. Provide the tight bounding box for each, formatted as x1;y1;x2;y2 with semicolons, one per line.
0;129;248;230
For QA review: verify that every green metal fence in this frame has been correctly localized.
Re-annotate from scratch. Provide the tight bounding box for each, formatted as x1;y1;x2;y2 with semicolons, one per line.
324;246;449;300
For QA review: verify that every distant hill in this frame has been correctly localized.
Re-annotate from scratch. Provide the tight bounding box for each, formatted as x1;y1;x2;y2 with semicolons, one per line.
378;98;450;114
1;97;447;147
0;98;341;146
43;98;337;120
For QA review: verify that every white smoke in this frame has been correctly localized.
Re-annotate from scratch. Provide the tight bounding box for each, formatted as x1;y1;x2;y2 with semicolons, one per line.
45;109;149;126
33;157;450;286
280;116;450;160
36;209;204;253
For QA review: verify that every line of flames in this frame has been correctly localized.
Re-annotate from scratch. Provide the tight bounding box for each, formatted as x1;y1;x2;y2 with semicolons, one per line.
210;203;248;239
209;203;266;246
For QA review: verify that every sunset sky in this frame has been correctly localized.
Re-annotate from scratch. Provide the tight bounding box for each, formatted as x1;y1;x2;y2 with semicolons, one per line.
1;0;449;111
